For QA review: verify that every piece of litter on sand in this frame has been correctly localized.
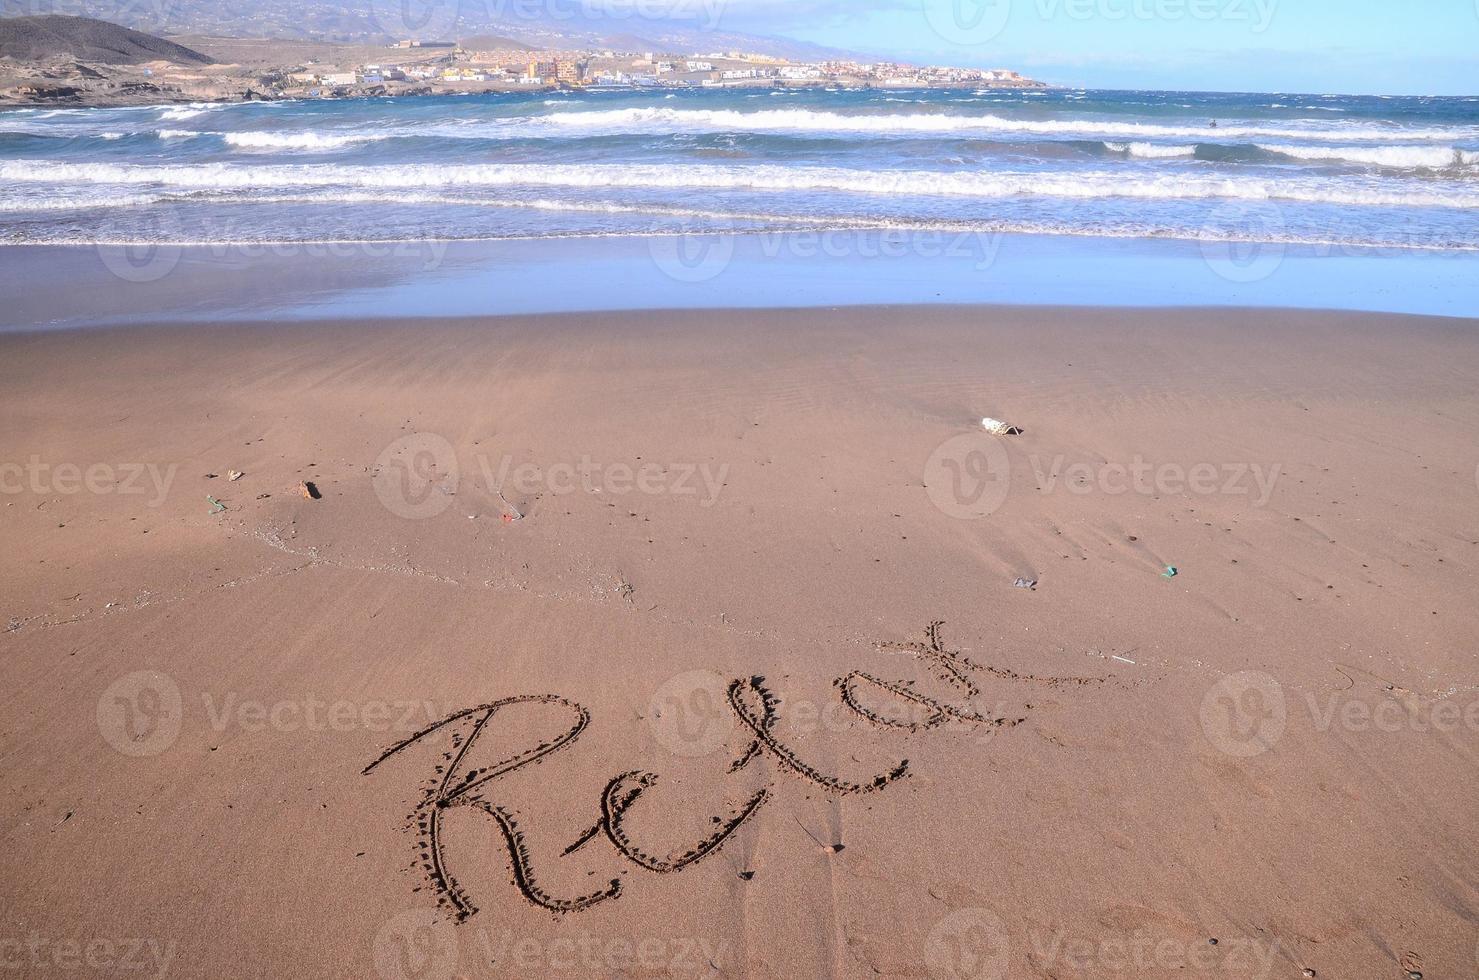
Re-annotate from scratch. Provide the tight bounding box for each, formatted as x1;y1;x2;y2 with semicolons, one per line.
1162;566;1179;579
206;495;226;514
1111;655;1137;665
982;417;1024;436
1013;577;1038;590
299;481;321;500
228;470;244;482
495;487;524;522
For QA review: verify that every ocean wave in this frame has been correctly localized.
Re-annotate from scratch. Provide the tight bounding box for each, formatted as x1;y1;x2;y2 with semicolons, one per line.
223;131;388;150
1258;144;1479;169
1104;142;1197;158
528;106;1479;144
6;215;1477;253
4;159;1477;210
157;105;218;121
0;191;157;212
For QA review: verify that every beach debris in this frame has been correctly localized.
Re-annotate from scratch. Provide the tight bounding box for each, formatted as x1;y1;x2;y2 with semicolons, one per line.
1110;655;1137;665
228;470;244;482
1162;566;1179;579
1013;577;1038;590
298;481;321;500
981;417;1023;436
206;495;226;514
495;487;524;522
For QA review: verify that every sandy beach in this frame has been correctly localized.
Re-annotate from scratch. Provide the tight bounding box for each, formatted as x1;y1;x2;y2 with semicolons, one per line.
1;305;1476;979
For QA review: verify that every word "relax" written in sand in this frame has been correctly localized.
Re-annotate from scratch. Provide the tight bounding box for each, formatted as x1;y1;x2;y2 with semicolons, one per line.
364;623;1102;919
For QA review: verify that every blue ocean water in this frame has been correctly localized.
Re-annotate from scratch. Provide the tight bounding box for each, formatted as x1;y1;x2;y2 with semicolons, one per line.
2;88;1478;251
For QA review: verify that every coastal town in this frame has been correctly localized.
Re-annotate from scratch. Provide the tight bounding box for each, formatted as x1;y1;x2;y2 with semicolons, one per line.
291;40;1046;97
0;15;1045;106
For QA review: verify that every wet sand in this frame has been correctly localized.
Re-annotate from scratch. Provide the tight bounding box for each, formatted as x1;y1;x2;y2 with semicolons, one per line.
1;305;1476;979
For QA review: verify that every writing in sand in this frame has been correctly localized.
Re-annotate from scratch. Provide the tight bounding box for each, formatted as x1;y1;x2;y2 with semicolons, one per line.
363;622;1103;919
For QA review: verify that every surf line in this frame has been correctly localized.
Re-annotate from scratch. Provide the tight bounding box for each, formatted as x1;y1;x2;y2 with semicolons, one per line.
362;622;1100;920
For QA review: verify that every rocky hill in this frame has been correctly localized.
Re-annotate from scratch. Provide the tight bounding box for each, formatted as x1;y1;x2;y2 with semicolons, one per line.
0;14;212;65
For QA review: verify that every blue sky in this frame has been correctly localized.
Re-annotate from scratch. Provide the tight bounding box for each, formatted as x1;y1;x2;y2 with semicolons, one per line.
704;0;1479;95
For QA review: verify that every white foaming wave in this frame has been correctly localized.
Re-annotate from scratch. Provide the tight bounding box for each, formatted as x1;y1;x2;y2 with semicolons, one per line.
1260;143;1479;169
158;107;212;121
1105;142;1196;158
223;131;387;150
6;160;1478;210
0;191;157;212
157;129;201;139
529;106;1476;144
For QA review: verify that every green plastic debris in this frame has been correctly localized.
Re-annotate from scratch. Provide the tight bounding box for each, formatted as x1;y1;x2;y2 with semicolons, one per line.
207;495;226;514
1162;566;1179;579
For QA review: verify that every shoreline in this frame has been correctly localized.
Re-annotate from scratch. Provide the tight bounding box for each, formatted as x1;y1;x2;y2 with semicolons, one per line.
5;233;1478;330
0;80;1057;110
